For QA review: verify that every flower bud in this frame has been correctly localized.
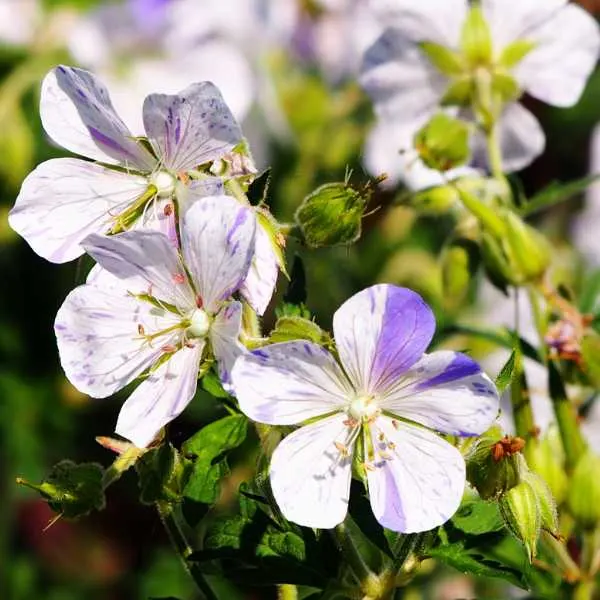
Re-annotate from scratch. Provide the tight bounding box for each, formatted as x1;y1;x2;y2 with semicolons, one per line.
413;113;470;172
466;430;523;500
528;435;567;505
441;237;480;305
499;478;541;561
524;472;559;538
411;185;458;215
568;452;600;530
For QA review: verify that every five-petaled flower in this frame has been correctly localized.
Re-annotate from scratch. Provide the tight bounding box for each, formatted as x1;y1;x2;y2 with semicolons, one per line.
361;0;600;178
55;195;255;448
232;284;499;532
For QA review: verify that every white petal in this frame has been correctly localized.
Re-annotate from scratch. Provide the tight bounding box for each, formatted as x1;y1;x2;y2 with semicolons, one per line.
82;231;196;310
115;344;202;448
369;0;467;47
472;103;545;172
514;4;600;108
181;196;255;312
367;417;465;532
380;350;499;436
270;414;353;529
232;341;352;426
333;285;435;394
239;221;279;315
40;66;155;169
55;283;181;398
8;158;149;263
360;28;447;122
210;301;245;390
481;0;567;50
142;81;243;172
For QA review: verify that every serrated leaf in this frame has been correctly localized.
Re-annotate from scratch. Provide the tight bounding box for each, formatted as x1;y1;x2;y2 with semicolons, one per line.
519;175;600;217
452;497;505;535
295;182;368;248
495;349;517;394
18;460;105;519
136;443;183;505
269;316;331;346
182;415;248;504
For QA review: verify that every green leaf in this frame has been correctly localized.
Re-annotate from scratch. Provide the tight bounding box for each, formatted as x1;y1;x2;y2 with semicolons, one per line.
498;40;536;68
427;538;526;588
137;443;184;505
419;42;465;75
460;5;493;66
17;460;105;519
519;174;600;217
495;350;517;394
452;497;505;535
182;415;248;504
295;182;369;248
269;316;331;346
201;369;231;399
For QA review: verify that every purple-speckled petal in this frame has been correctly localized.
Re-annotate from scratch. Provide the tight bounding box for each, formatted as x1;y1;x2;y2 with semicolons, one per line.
116;342;202;448
366;416;466;533
82;230;196;311
55;281;181;399
180;195;255;312
40;65;155;169
379;350;499;436
332;284;435;394
210;300;245;390
231;341;353;426
142;82;243;172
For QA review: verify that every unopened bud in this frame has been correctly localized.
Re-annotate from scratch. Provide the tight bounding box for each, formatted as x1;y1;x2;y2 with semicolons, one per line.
568;452;600;530
414;114;470;172
466;431;524;500
524;472;559;538
528;436;567;505
441;237;480;304
499;478;541;561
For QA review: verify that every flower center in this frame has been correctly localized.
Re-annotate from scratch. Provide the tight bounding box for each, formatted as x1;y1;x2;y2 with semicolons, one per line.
187;309;211;338
152;171;176;198
348;394;379;423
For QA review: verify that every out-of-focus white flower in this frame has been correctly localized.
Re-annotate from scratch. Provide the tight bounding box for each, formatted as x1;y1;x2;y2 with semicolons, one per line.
55;196;256;447
361;0;600;180
0;0;40;46
233;284;499;531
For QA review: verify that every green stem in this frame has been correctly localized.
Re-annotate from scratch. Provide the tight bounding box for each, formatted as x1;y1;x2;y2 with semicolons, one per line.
156;501;218;600
486;124;504;181
572;580;596;600
333;523;376;587
510;345;536;444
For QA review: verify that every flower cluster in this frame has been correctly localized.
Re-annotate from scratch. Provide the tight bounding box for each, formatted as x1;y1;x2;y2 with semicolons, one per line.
10;60;501;535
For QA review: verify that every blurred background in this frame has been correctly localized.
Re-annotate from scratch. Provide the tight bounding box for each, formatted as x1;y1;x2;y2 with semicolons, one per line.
1;0;600;598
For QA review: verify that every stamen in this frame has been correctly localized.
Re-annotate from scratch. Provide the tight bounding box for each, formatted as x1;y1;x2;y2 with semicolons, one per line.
334;441;349;457
137;324;145;336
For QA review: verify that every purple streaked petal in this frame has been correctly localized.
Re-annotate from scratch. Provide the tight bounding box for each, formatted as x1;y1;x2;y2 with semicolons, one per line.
210;300;245;390
366;416;465;532
55;282;181;398
82;230;196;310
231;341;352;426
332;284;435;394
142;81;243;172
270;414;353;528
8;158;148;263
180;196;255;312
40;65;155;169
379;350;499;436
116;343;202;447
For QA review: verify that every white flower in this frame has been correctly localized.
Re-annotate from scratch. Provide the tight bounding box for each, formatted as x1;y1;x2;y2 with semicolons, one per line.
361;0;600;175
55;195;255;448
232;284;499;532
9;65;238;263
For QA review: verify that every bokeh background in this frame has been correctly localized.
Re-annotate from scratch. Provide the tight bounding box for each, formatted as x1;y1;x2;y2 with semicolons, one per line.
2;0;600;598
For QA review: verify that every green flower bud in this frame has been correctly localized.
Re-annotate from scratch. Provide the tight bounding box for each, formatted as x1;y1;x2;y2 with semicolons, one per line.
528;436;568;505
466;431;524;500
568;452;600;530
499;478;541;561
414;113;470;172
524;472;559;538
441;237;480;304
411;185;458;215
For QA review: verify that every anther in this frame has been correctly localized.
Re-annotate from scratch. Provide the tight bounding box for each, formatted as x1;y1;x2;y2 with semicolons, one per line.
137;324;145;336
173;273;186;284
161;344;177;353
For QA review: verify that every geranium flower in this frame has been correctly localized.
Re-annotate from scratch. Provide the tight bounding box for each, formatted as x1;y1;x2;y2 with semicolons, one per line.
361;0;600;173
231;284;499;532
55;195;255;447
